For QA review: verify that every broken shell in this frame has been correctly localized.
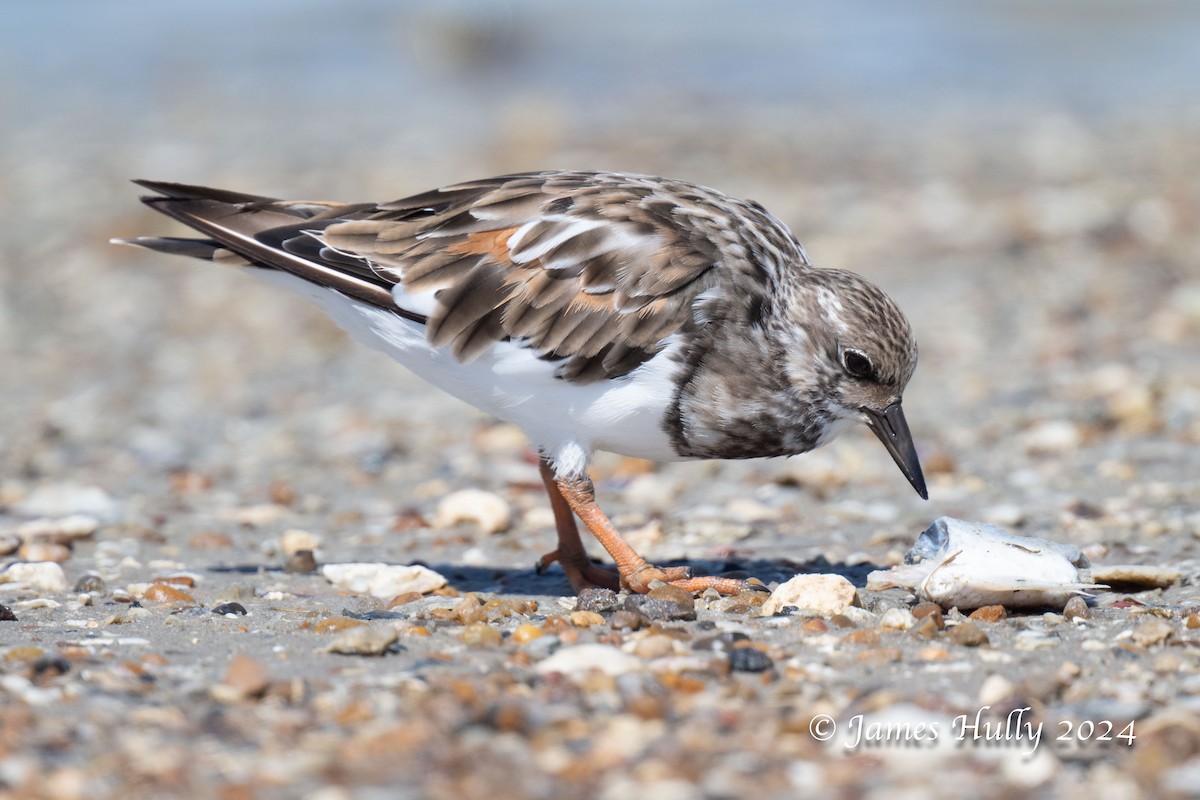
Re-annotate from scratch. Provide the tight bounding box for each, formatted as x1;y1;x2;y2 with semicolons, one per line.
867;517;1101;610
433;489;511;534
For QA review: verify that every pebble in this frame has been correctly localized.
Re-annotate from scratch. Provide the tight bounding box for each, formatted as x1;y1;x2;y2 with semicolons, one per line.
313;617;368;634
321;563;447;598
910;616;940;639
320;625;399;656
0;533;18;556
946;622;990;647
433;489;511;534
17;541;71;563
1090;565;1180;590
211;602;248;616
570;610;605;628
624;593;696;622
0;605;16;621
978;674;1016;706
0;562;68;594
71;574;105;594
13;514;100;543
576;587;619;613
189;531;233;549
13;484;119;522
534;644;644;676
878;608;916;630
1186;613;1200;630
728;646;774;673
968;605;1008;623
460;622;503;647
284;550;318;574
213;654;270;702
1063;596;1090;621
280;528;322;556
1020;419;1082;455
511;624;543;644
609;610;646;631
1130;617;1173;647
759;573;858;617
912;602;946;628
142;584;197;605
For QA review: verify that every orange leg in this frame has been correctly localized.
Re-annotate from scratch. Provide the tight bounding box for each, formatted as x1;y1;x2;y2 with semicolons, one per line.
538;459;754;596
534;460;621;592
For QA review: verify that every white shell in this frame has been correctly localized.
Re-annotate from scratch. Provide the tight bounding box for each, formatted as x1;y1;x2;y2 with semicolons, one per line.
867;516;1102;610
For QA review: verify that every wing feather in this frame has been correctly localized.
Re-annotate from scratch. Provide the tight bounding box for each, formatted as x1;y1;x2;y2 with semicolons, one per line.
129;171;806;384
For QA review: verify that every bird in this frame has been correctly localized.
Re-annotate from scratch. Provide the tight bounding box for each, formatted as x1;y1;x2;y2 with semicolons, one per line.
113;171;926;596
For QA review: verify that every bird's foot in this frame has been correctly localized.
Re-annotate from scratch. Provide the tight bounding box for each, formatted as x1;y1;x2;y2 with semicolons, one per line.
621;562;765;596
535;548;620;592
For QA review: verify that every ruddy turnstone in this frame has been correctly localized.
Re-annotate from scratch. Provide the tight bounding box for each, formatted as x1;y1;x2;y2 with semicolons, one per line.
114;171;926;595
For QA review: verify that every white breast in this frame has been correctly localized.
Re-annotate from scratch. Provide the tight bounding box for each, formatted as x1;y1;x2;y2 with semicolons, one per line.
256;272;686;476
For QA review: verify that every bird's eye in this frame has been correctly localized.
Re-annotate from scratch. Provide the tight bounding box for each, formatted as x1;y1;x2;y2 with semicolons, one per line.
842;349;875;380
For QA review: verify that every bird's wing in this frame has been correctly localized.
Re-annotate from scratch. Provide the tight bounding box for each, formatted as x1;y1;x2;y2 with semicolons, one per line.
131;172;806;383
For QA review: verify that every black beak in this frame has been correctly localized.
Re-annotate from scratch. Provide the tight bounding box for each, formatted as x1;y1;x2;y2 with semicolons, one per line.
863;402;928;500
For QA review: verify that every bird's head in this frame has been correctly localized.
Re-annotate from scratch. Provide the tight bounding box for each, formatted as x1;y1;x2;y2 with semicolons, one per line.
784;268;927;499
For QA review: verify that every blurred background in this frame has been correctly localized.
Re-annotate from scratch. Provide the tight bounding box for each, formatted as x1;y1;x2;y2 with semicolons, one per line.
1;0;1197;535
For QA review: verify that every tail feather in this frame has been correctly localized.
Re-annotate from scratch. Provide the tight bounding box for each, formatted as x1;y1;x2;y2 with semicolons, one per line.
116;180;399;310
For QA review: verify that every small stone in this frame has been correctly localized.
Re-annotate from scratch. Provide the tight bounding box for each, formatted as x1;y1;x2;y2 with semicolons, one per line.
576;587;620;613
632;634;676;659
280;529;321;556
534;644;643;676
969;605;1008;623
284;549;318;574
322;563;447;598
647;583;696;607
910;616;940;640
858;647;902;666
142;584;197;605
759;573;858;617
570;610;605;628
17;541;71;563
1020;420;1081;455
452;595;487;625
1130;617;1173;647
624;593;696;622
320;625;399;656
1185;613;1200;630
387;592;423;609
211;602;248;616
73;574;106;594
215;654;270;701
800;619;828;634
878;608;916;630
609;610;645;631
842;630;880;646
153;574;197;587
729;645;774;673
1090;565;1181;591
190;531;233;549
919;646;950;661
0;605;16;621
912;602;945;629
946;622;990;647
313;617;368;634
460;622;503;647
978;674;1015;706
0;562;68;594
1063;596;1090;621
13;484;119;521
0;533;18;556
511;624;543;644
540;615;571;634
433;489;511;534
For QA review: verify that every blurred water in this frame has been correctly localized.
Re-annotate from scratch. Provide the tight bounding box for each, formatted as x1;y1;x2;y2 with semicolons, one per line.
3;0;1198;124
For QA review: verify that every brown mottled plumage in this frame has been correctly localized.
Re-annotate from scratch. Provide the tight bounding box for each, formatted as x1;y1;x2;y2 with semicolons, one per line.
115;171;926;596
